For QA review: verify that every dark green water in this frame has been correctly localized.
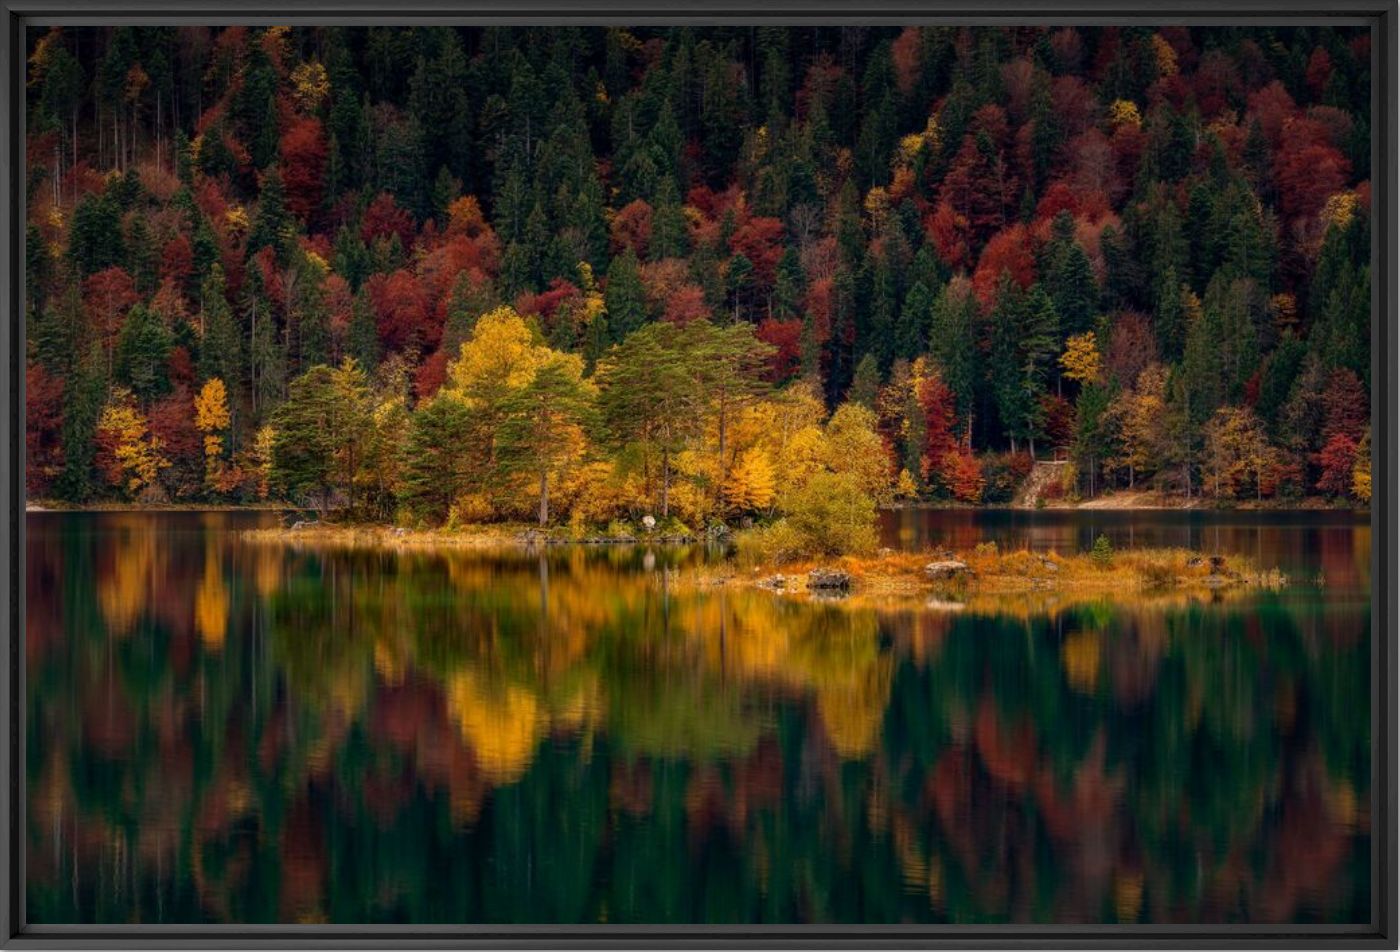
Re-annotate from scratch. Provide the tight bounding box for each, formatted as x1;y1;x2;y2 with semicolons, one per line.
25;509;1371;925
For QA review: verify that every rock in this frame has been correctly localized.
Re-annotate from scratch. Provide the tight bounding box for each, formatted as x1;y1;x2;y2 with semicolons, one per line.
1186;556;1204;568
393;527;407;537
756;574;787;590
641;515;657;531
877;547;895;558
807;568;852;591
1038;556;1059;572
924;559;970;580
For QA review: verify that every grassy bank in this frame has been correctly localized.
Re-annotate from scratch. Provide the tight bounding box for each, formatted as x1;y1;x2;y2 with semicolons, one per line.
238;520;1288;605
697;543;1287;604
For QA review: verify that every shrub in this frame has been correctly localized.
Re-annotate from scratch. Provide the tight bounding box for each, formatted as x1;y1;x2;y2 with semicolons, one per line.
734;518;809;566
737;471;878;563
785;471;879;556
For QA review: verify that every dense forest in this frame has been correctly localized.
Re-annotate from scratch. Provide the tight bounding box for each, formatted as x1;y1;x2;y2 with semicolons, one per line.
24;25;1374;527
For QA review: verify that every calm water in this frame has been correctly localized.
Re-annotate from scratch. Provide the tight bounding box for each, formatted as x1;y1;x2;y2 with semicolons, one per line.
26;509;1372;925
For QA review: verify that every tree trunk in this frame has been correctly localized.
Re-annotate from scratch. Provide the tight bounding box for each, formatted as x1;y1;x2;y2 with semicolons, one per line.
538;469;549;526
661;447;670;519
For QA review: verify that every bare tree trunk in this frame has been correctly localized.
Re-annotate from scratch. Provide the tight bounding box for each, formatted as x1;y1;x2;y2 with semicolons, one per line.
661;446;670;519
538;469;549;526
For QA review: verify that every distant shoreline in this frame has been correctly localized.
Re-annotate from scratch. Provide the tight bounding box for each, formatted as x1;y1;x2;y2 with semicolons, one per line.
26;496;1366;516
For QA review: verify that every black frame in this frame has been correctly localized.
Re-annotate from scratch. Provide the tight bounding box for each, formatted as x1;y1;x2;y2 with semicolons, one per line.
0;2;1395;947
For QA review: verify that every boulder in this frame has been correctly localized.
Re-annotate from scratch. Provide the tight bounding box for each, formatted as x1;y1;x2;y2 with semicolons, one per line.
807;568;852;591
924;559;970;580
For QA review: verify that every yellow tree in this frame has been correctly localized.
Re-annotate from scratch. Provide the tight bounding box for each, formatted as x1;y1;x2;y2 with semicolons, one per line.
244;425;277;499
97;391;170;496
1353;428;1372;503
723;447;777;513
445;306;552;482
821;402;894;505
1203;405;1278;501
1060;331;1103;385
194;377;232;491
1111;363;1170;488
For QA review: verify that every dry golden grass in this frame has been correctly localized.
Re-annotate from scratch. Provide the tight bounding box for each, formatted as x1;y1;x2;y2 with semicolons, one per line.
239;522;531;550
694;543;1286;607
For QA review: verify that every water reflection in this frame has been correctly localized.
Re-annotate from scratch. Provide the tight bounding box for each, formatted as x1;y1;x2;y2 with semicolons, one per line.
27;511;1371;924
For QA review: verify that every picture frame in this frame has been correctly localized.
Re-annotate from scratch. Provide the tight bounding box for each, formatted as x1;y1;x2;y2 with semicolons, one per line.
1;2;1395;947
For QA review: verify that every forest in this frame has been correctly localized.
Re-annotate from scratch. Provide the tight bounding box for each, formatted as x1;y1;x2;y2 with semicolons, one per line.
24;25;1374;531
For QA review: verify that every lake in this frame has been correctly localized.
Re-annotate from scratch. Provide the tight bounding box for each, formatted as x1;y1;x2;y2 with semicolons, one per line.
24;509;1372;925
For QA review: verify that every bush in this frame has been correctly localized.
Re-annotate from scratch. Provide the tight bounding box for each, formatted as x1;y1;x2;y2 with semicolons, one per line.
734;518;809;566
736;471;878;563
786;471;878;556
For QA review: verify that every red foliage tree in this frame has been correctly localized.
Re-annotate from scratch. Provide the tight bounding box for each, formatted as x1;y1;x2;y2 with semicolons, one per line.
925;199;973;272
414;348;449;401
971;223;1036;309
1315;433;1358;497
1105;311;1157;388
1193;50;1242;118
160;234;194;293
730;216;786;289
25;364;64;496
755;317;802;383
662;286;710;326
939;132;1016;251
167;345;196;391
938;447;985;504
1322;368;1368;444
367;269;435;353
1305;47;1334;101
1273;140;1351;221
918;373;959;480
361;192;415;252
149;387;204;496
280;116;328;223
891;27;922;96
83;266;139;356
610;199;653;258
1247;81;1297;146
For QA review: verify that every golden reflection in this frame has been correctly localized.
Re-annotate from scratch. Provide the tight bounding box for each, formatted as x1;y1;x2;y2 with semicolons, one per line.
97;520;158;636
445;670;545;784
194;545;229;649
1060;630;1102;695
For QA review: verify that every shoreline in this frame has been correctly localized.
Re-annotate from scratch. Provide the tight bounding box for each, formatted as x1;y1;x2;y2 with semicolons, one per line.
693;547;1288;602
235;522;1290;603
28;497;1368;516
